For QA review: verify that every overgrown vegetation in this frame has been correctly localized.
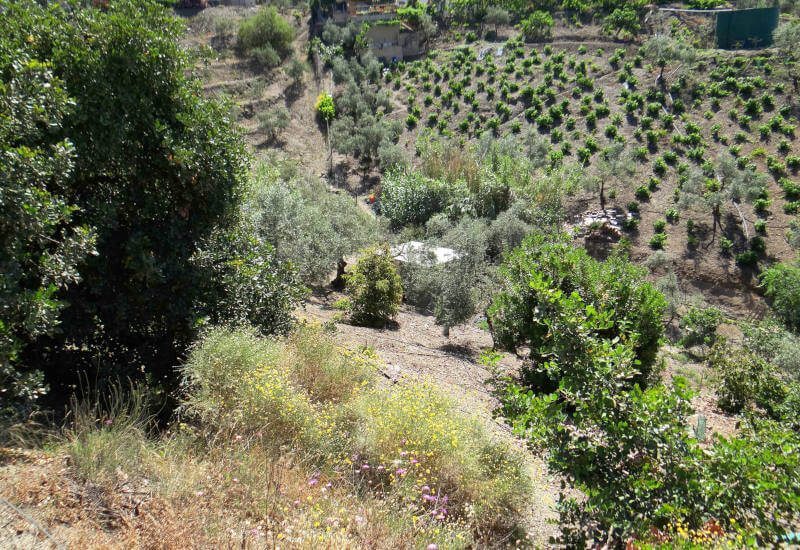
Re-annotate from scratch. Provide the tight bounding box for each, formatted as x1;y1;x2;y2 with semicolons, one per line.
493;234;800;547
236;6;295;67
0;0;307;414
53;325;531;546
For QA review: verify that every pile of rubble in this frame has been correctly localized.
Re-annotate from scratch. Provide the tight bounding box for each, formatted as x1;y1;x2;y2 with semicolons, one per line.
572;210;638;259
573;209;635;241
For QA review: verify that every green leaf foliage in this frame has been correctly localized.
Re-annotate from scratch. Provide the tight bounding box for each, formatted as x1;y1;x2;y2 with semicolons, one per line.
345;245;403;327
0;52;96;413
236;6;295;67
0;1;302;401
760;261;800;330
487;233;666;389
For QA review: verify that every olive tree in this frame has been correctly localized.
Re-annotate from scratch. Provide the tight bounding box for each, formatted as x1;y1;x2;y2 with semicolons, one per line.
680;153;766;245
484;6;510;37
589;143;636;212
774;20;800;93
245;165;378;285
641;34;695;88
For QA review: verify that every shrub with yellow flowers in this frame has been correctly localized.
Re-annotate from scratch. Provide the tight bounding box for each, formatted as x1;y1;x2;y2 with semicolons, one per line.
180;323;531;543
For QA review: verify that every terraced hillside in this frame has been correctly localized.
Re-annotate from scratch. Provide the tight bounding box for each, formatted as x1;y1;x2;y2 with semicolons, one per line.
384;40;800;307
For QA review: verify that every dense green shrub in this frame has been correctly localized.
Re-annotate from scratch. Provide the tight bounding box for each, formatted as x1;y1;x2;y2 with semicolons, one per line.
345;245;403;327
236;6;294;67
709;342;783;415
679;305;722;348
191;224;306;336
488;233;666;389
744;319;800;376
380;171;454;228
498;321;800;547
649;232;667;250
0;53;96;413
760;261;800;329
2;0;252;397
519;11;554;42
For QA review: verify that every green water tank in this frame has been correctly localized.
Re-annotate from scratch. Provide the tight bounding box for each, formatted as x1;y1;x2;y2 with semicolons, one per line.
716;7;780;50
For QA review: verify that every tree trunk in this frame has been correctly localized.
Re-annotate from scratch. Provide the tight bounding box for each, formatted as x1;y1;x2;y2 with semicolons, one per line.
600;179;606;212
704;207;720;248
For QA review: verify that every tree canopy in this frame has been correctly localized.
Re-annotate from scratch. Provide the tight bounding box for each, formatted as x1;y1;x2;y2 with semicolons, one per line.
1;0;302;409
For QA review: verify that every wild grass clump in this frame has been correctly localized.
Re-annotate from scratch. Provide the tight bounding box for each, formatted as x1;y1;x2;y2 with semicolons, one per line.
353;382;530;537
63;384;158;485
181;326;308;440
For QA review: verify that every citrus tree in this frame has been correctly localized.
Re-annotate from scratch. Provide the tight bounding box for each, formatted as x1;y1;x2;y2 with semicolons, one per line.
0;53;95;414
1;0;302;400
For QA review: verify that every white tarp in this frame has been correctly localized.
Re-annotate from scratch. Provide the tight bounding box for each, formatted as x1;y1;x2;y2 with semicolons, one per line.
390;241;459;265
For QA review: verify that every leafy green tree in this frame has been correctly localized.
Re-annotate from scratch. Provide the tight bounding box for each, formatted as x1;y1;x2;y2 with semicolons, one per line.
330;111;402;166
237;6;295;67
518;11;554;42
488;233;666;389
602;6;642;39
0;54;95;414
190;223;306;334
494;266;800;545
327;54;401;170
641;34;695;88
435;218;492;336
760;261;800;330
484;6;510;37
245;164;378;285
2;1;267;395
679;154;766;245
773;19;800;92
590;143;635;211
345;245;404;327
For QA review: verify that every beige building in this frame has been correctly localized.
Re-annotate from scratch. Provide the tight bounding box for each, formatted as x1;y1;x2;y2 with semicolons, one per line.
314;0;428;61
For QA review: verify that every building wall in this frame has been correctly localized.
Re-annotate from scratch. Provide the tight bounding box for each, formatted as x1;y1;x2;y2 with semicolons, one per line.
367;24;403;62
314;1;427;61
400;29;425;58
